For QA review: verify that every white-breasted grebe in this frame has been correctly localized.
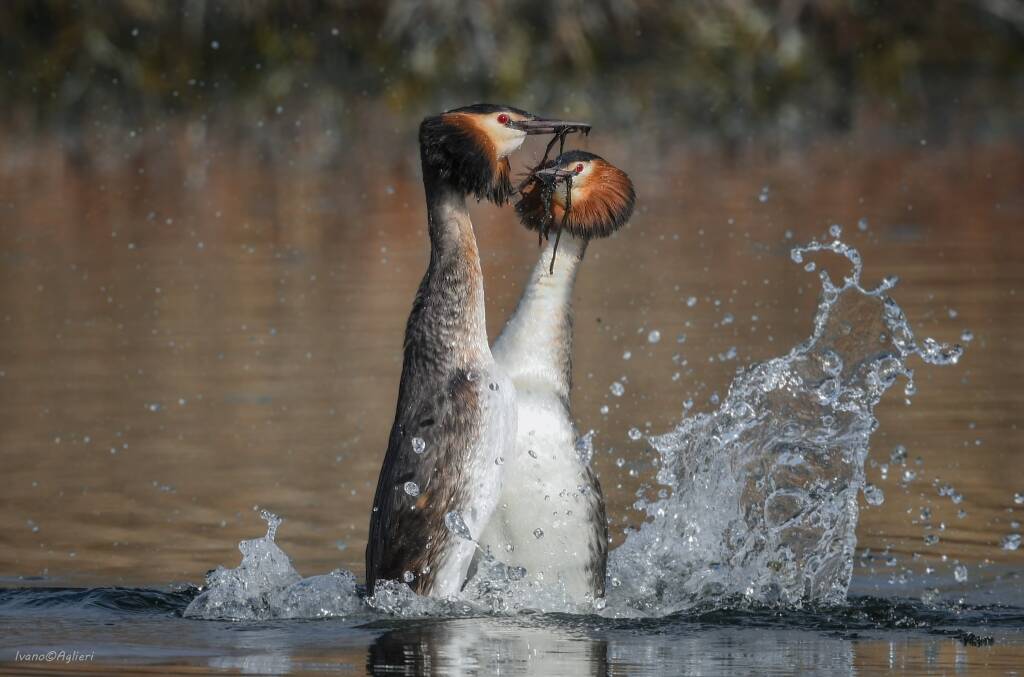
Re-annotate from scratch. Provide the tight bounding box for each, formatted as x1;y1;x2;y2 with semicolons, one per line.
479;150;636;600
366;105;590;597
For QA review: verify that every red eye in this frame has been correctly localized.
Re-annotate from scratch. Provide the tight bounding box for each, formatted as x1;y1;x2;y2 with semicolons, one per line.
575;163;585;173
497;113;510;125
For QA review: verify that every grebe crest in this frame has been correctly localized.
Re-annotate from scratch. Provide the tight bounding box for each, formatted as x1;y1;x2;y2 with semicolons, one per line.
516;150;636;271
420;104;590;206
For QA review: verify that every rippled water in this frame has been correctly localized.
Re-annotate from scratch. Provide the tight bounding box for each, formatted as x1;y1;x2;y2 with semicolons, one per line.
1;123;1022;672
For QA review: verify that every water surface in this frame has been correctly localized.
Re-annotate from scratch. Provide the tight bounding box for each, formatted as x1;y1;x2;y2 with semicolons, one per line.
1;122;1021;672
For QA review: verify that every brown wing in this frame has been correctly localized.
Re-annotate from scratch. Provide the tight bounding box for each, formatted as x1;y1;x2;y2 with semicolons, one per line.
366;362;483;594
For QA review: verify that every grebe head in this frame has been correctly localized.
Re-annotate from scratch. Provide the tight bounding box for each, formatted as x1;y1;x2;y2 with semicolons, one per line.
420;104;590;205
516;150;636;241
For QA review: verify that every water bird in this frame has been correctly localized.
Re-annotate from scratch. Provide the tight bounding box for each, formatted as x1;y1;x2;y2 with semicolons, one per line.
366;105;590;597
479;151;636;599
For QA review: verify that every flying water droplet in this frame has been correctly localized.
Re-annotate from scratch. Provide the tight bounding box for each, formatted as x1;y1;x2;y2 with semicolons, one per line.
1001;534;1021;551
919;337;963;365
444;511;472;541
532;528;544;539
402;571;415;583
954;564;968;583
258;509;282;541
576;430;595;464
819;349;843;376
610;381;625;397
648;330;661;344
863;484;885;506
628;427;643;441
403;482;419;497
411;437;427;454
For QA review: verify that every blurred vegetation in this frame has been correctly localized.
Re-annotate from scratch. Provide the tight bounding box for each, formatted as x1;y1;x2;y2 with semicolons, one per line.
1;0;1022;142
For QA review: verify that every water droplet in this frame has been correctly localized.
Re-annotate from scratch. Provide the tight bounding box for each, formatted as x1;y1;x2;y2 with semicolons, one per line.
628;427;643;441
599;405;609;415
648;330;661;344
532;528;544;539
576;430;595;464
857;217;869;231
954;564;968;583
758;186;770;203
508;566;527;581
919;337;963;365
622;350;632;360
258;508;282;541
411;437;427;454
686;296;697;308
819;349;843;376
615;457;626;468
444;511;472;541
815;378;840;405
890;445;907;465
924;534;939;546
466;370;479;382
494;456;504;465
403;570;415;583
528;449;538;459
863;484;885;506
403;481;420;497
829;224;843;238
1015;492;1024;505
1001;534;1021;551
610;381;625;397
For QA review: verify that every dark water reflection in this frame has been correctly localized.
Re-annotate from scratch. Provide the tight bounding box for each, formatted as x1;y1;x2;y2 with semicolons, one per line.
1;587;1022;675
1;120;1022;589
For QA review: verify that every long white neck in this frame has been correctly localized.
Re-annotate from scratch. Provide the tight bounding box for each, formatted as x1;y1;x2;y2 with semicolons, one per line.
493;234;587;401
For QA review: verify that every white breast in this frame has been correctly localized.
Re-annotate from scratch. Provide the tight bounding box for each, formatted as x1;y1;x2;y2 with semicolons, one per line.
477;386;600;598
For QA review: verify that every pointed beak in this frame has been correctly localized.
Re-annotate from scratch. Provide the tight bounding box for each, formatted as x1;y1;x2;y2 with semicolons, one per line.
534;166;576;185
510;118;591;136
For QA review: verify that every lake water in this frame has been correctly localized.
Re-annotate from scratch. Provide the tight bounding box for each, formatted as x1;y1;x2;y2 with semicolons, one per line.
0;118;1021;673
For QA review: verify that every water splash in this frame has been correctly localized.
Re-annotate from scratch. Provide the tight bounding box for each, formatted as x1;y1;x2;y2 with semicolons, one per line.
187;234;964;621
606;234;963;615
184;510;361;620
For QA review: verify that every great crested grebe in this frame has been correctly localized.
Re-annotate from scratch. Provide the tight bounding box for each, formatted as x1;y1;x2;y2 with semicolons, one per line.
366;105;590;597
479;151;636;600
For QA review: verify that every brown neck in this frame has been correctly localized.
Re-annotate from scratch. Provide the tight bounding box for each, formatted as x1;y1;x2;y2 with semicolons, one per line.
401;173;490;391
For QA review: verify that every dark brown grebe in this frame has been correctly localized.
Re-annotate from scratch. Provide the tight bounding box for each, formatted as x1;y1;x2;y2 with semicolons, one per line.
365;105;589;597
